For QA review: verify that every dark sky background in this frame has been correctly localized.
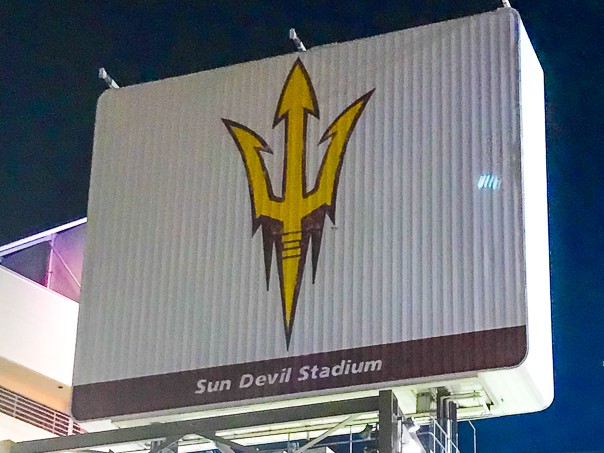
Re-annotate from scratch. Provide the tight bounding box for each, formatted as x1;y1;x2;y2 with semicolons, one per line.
1;1;603;452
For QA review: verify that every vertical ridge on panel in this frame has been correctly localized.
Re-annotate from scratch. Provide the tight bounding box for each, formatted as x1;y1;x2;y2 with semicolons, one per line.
266;59;281;359
335;44;345;350
503;12;518;330
346;41;357;349
226;67;243;364
126;95;141;376
179;85;195;372
123;94;137;376
334;45;344;351
515;18;526;327
194;77;210;367
483;16;495;333
112;96;127;378
505;13;519;327
148;93;165;374
339;43;353;351
304;53;315;353
301;53;313;353
153;91;168;373
234;102;248;364
131;93;149;376
97;111;113;380
220;74;231;361
381;33;394;345
444;24;455;336
368;37;378;345
470;16;486;336
326;47;336;349
348;41;360;349
432;24;444;339
224;73;239;363
449;25;461;335
437;25;448;338
515;21;527;319
390;32;403;345
410;28;421;341
163;90;181;370
488;14;501;332
511;15;525;328
458;21;470;335
251;63;265;359
401;31;413;341
194;80;211;366
481;15;494;361
421;29;431;341
379;35;389;346
368;36;380;345
352;43;360;348
498;15;511;328
469;17;482;334
376;36;385;345
179;89;193;371
356;40;367;347
140;91;156;375
454;24;468;369
319;50;332;352
240;65;254;361
349;40;360;350
494;14;506;329
205;80;221;367
427;25;436;339
171;89;184;372
165;87;181;372
192;77;210;367
361;37;371;347
115;95;132;376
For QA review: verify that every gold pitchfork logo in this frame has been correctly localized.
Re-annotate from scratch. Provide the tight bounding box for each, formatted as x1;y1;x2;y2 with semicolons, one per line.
223;58;373;348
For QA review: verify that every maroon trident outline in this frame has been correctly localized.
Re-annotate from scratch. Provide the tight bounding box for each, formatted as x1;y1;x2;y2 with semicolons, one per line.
223;58;373;348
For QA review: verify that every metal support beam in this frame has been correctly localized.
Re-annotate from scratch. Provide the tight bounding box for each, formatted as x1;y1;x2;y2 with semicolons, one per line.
293;414;359;453
49;241;82;288
436;388;449;450
378;390;402;453
448;400;458;449
10;397;379;453
149;436;180;453
0;217;87;257
198;432;259;453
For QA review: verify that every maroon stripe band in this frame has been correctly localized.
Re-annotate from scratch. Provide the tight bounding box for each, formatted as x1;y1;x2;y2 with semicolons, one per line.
72;326;526;421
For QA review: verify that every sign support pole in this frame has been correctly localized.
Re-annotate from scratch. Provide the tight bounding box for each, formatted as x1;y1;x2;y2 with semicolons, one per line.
378;390;402;453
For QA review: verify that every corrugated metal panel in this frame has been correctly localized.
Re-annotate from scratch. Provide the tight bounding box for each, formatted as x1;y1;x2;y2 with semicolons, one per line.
75;8;528;412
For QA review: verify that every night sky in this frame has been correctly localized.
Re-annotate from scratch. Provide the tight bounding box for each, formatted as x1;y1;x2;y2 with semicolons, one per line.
1;1;603;452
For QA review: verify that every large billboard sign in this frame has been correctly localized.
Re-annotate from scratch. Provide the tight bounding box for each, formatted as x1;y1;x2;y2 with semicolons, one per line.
72;9;552;421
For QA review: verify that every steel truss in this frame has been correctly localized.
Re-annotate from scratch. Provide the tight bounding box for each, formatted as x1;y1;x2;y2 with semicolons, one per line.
3;396;385;453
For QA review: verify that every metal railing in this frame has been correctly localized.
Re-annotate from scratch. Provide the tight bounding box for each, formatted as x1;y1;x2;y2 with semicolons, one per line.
417;417;460;453
0;385;85;436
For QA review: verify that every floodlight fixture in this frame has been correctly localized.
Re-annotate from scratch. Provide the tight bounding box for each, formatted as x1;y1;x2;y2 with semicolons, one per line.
98;67;120;89
289;28;307;52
